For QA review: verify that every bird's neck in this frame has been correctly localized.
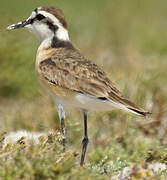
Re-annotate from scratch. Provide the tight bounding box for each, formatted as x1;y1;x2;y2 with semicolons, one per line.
51;36;74;49
38;34;73;51
36;35;74;72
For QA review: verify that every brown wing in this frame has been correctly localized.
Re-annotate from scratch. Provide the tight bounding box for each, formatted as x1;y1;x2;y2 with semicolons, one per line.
39;48;149;116
39;49;122;98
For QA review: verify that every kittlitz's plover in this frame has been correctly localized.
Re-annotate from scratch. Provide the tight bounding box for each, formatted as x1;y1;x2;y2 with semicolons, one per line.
7;6;150;166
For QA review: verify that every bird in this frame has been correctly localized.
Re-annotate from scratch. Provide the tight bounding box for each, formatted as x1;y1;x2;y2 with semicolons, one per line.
7;6;150;166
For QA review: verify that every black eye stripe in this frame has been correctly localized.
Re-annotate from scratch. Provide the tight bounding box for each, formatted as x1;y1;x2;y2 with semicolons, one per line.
46;21;58;32
36;14;45;21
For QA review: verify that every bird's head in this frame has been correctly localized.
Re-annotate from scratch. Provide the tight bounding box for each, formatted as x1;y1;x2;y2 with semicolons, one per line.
7;6;69;42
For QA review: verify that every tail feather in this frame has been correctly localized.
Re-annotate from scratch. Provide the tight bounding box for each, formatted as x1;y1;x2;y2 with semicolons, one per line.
109;92;150;117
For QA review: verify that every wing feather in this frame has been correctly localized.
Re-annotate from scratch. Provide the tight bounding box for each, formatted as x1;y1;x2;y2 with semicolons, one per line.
39;50;120;98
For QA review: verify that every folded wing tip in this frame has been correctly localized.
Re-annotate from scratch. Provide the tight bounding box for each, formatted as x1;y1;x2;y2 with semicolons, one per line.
128;107;151;117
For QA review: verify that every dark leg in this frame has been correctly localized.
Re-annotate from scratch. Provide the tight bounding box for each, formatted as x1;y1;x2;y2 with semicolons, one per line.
80;111;89;166
61;116;66;152
58;104;66;152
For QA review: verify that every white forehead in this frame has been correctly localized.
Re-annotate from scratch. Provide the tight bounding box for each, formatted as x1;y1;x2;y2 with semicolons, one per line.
26;11;36;21
38;10;63;27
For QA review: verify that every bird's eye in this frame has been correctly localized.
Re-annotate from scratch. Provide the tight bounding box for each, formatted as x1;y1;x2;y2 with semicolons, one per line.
36;14;45;21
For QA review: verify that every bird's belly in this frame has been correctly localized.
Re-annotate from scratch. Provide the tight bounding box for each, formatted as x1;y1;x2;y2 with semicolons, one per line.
53;92;114;112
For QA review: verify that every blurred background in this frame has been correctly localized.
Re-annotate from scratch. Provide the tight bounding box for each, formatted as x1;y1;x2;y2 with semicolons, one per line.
0;0;167;178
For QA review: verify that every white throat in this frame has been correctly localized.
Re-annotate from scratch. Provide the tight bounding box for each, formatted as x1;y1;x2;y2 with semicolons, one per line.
26;23;69;42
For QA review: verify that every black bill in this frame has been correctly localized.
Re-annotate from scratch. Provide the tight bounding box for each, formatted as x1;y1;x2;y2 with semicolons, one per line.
7;19;32;30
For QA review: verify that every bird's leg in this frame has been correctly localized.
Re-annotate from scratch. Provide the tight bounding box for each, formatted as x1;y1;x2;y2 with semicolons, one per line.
80;110;89;166
57;104;66;152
